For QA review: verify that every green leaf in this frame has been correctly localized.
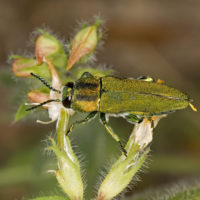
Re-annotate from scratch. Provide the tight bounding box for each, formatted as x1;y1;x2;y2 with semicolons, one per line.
30;196;69;200
14;102;30;122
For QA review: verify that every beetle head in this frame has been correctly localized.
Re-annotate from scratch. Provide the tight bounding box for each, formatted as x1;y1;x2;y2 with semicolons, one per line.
62;82;74;108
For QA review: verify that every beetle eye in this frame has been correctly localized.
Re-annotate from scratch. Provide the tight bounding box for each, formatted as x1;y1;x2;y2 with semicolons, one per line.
65;82;74;89
62;83;74;108
62;96;71;108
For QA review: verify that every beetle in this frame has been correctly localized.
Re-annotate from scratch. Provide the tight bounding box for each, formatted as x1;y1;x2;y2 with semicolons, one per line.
27;72;197;156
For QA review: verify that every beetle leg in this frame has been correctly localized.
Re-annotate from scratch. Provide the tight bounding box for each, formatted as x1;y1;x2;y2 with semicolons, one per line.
151;119;154;128
100;113;127;157
137;76;165;84
137;76;155;82
146;117;155;128
156;79;164;84
81;72;93;78
125;114;143;124
66;111;97;136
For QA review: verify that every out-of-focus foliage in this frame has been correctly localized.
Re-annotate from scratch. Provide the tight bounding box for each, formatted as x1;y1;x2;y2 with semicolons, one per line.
125;179;200;200
14;102;30;122
31;196;68;200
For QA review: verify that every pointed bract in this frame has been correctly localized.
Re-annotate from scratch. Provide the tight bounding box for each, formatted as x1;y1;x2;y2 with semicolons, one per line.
14;102;31;122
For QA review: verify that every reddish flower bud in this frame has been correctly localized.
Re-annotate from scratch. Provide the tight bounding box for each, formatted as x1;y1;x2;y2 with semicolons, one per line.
35;30;67;68
12;57;50;78
66;20;101;71
27;90;50;109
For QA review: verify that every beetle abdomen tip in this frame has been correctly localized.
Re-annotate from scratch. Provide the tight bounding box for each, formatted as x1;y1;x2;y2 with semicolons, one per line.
189;103;197;112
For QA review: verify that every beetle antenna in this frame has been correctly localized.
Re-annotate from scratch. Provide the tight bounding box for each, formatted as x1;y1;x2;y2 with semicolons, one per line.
26;99;60;111
30;72;61;94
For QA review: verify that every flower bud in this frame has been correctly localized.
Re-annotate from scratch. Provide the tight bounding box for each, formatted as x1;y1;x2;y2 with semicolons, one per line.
66;19;101;71
129;115;166;150
97;116;165;200
47;109;83;200
35;30;67;68
27;90;50;109
12;57;49;78
98;147;149;200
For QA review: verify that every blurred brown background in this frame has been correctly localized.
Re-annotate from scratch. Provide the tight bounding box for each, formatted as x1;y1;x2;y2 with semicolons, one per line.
0;0;200;200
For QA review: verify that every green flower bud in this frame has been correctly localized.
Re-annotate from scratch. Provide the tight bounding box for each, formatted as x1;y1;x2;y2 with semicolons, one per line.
98;147;149;200
47;109;83;200
97;116;165;200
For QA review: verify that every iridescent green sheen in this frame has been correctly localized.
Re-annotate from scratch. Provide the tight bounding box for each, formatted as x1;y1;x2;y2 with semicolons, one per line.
99;76;189;116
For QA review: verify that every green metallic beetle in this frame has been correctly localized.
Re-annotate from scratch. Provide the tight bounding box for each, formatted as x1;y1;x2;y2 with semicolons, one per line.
27;72;197;156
